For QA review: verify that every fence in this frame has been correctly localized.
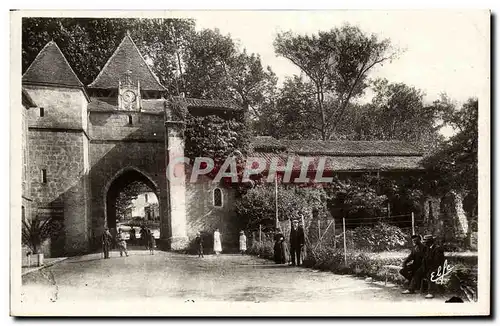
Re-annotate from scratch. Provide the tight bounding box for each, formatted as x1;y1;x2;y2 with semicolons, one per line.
251;212;419;266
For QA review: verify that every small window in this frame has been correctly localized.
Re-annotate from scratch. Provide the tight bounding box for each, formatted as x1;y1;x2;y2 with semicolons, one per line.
41;169;47;183
213;188;223;207
21;206;25;223
128;115;133;125
39;107;44;117
144;194;148;203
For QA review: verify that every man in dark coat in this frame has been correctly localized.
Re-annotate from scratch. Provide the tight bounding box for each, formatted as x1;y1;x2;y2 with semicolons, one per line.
195;232;204;258
421;235;445;298
399;235;425;284
402;235;445;298
289;219;305;266
101;227;112;259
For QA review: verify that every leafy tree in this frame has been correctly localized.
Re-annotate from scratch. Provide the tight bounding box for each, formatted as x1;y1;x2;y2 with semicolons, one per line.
22;17;195;92
422;98;478;197
353;79;446;153
183;28;277;115
274;24;397;140
115;181;150;221
234;184;327;232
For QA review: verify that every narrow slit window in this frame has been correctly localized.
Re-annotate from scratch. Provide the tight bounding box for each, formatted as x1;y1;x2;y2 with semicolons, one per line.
39;107;44;117
21;206;25;223
213;188;223;207
128;115;133;125
41;169;47;183
145;194;148;203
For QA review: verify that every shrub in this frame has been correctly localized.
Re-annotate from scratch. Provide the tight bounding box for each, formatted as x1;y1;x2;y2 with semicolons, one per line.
340;223;408;252
22;216;63;254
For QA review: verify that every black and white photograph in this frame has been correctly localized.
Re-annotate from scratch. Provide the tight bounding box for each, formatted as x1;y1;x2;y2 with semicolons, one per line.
9;9;490;316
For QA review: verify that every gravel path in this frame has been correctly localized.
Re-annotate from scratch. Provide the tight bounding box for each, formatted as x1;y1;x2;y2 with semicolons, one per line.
19;250;446;313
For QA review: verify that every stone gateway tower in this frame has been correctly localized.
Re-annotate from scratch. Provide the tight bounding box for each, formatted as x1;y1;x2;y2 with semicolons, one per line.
22;34;242;256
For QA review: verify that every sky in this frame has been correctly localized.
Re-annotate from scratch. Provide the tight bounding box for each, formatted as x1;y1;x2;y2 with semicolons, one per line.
183;10;489;106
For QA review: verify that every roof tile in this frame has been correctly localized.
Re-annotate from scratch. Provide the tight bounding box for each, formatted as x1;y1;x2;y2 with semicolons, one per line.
22;41;83;88
88;34;165;91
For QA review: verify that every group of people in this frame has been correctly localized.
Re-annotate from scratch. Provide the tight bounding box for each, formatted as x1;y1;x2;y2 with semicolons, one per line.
194;228;248;257
101;225;157;259
399;234;445;298
274;219;305;266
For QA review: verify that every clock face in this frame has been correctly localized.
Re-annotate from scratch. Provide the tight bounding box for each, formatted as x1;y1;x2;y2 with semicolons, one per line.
123;90;136;103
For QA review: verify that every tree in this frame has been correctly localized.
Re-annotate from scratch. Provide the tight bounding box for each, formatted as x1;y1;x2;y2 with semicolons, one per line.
423;98;478;196
422;98;478;239
183;28;277;115
115;181;150;221
274;24;397;140
352;79;446;153
22;17;195;92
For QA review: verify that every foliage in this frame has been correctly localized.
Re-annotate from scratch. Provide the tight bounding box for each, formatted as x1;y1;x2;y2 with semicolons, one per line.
343;223;408;252
182;28;278;114
22;18;195;94
234;184;328;232
115;181;150;221
22;216;63;254
353;79;445;153
184;113;250;163
22;18;276;114
273;24;397;140
422;98;478;197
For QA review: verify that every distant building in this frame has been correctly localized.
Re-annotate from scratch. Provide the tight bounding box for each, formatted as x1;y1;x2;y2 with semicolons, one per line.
131;192;158;219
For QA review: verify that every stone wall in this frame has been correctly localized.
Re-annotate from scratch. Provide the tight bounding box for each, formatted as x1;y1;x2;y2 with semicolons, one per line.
28;130;91;256
24;85;88;131
185;178;239;253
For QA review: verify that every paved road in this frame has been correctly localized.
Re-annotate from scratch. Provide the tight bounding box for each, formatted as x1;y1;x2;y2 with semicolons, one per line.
19;250;445;313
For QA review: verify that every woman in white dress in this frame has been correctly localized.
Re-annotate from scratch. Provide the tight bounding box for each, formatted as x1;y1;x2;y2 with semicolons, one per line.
213;228;222;255
239;231;247;255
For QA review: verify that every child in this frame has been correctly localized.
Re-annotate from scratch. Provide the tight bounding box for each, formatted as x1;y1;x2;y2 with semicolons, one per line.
147;229;156;255
117;229;129;257
239;231;247;255
274;232;286;264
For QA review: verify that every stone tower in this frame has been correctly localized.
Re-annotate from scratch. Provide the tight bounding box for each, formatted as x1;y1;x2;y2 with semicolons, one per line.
22;41;91;256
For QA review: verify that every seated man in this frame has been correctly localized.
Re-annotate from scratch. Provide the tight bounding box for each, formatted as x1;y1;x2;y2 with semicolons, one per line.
400;234;425;286
421;235;445;299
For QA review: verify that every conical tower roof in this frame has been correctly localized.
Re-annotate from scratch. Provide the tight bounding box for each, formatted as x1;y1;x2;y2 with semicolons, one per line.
88;33;166;91
22;41;84;88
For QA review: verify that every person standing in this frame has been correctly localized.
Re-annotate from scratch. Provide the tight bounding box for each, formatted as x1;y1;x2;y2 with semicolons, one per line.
213;228;222;255
195;232;204;258
239;231;247;255
129;226;136;245
289;219;305;266
274;231;287;264
400;235;425;285
140;225;148;248
147;228;156;255
101;227;112;259
116;229;129;257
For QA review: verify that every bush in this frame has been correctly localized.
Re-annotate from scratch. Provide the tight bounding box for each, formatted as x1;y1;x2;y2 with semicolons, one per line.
340;223;408;252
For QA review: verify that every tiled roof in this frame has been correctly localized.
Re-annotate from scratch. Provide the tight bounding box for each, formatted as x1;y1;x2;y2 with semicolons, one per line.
22;41;84;88
88;34;166;91
173;96;242;111
250;152;424;172
252;137;423;156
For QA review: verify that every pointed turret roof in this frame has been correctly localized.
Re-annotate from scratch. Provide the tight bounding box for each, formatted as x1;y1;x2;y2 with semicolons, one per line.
88;34;166;91
22;41;84;88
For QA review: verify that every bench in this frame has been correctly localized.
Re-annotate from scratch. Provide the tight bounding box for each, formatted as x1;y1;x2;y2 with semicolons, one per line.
382;265;401;286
